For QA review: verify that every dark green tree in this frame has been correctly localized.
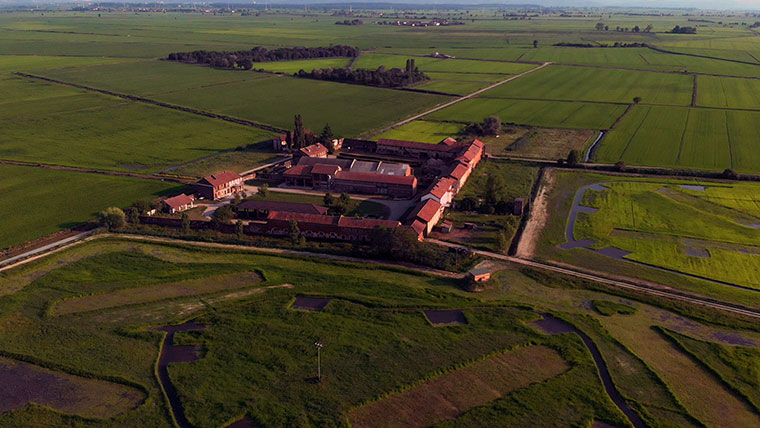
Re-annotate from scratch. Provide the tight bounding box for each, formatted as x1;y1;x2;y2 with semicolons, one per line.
98;207;126;231
235;220;244;238
181;213;191;233
293;114;307;149
567;149;581;167
323;192;335;206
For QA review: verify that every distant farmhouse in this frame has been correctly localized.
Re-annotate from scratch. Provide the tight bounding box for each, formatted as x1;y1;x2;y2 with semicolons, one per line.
193;171;243;200
162;193;195;214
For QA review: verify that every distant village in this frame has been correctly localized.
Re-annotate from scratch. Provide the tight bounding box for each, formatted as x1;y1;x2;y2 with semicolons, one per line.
145;132;496;244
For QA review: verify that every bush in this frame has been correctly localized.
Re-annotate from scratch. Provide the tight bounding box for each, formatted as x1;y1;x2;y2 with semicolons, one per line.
98;207;126;231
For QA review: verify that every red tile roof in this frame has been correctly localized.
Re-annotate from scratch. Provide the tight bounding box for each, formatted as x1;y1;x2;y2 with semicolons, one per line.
448;163;469;180
267;211;339;225
334;171;417;186
377;138;457;152
441;137;458;146
283;165;313;177
198;171;241;188
237;200;328;215
163;193;194;210
338;217;401;229
411;199;442;223
299;143;328;157
410;219;427;235
311;163;341;175
428;177;456;199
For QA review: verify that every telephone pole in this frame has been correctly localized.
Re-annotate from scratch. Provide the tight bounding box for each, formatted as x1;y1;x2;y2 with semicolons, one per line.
314;341;323;382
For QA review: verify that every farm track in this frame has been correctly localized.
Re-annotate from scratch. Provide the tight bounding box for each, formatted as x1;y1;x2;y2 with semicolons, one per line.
0;159;191;183
14;72;289;134
368;62;551;135
3;232;760;324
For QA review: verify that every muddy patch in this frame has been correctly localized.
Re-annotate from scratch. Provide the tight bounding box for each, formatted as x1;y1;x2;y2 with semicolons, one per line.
559;239;596;250
683;246;710;258
595;247;631;259
291;297;332;312
0;356;144;418
680;185;706;191
425;310;467;325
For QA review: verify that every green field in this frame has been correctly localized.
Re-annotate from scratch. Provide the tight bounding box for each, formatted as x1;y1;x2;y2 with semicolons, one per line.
596;105;760;173
152;75;450;136
696;75;760;109
0;76;277;173
375;120;464;143
248;58;353;74
0;238;638;427
574;181;760;289
0;165;179;250
40;60;274;96
481;65;693;106
428;97;626;129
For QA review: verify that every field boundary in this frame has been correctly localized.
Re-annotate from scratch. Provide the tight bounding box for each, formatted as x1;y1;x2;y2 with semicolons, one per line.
365;62;551;136
14;72;289;134
0;159;190;183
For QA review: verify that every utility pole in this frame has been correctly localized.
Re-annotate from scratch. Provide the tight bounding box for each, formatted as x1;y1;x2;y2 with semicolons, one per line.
314;341;323;382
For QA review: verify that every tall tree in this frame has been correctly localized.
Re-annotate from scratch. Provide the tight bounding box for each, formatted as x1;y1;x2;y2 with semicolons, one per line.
293;114;306;149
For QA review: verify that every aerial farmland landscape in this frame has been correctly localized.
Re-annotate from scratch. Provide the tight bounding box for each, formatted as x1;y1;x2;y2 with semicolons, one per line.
3;1;760;427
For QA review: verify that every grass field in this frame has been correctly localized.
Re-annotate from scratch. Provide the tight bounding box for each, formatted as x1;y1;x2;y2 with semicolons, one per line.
574;181;760;289
0;238;638;427
596;105;760;173
428;97;626;129
481;65;693;106
152;75;450;136
696;75;760;109
54;270;263;315
39;60;274;96
0;76;278;173
374;120;464;143
348;345;569;428
532;170;760;309
0;164;179;251
251;58;352;74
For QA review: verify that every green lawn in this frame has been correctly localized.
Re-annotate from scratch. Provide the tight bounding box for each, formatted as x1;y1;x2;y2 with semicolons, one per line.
0;165;179;250
251;58;353;74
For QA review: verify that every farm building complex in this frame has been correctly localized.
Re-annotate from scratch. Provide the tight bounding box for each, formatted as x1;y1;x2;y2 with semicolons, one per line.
151;136;484;243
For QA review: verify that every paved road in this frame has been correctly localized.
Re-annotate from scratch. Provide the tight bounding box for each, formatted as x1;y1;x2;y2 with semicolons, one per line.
0;230;97;271
369;62;552;136
426;239;760;320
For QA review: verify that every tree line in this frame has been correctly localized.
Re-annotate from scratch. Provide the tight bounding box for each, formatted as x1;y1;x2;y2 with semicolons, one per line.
295;59;428;88
166;45;360;69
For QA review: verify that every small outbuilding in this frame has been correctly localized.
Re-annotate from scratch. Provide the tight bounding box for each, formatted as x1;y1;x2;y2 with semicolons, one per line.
513;197;525;216
468;268;491;283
